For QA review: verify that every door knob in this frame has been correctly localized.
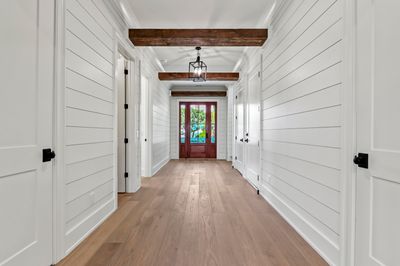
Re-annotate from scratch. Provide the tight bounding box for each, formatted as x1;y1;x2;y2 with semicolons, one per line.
43;148;56;162
353;153;368;169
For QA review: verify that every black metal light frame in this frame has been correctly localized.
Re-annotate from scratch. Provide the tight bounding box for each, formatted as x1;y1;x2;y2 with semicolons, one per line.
188;47;207;82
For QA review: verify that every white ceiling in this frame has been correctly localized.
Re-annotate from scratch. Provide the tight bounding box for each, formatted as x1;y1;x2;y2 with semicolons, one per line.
117;0;277;86
155;47;244;72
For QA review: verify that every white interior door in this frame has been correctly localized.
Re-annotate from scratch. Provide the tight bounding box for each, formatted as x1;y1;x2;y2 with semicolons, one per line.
355;1;400;265
245;70;261;188
234;89;245;174
0;1;54;265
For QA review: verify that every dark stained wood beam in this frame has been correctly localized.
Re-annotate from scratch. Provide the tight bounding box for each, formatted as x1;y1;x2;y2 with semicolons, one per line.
171;91;227;97
159;72;239;81
130;29;268;46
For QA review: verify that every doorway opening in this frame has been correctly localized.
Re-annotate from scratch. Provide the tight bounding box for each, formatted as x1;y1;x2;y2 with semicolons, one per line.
117;53;128;193
179;102;217;158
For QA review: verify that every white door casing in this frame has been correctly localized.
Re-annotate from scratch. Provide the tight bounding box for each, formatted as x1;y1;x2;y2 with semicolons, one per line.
140;75;151;177
355;0;400;265
234;89;245;174
245;69;261;189
0;1;54;265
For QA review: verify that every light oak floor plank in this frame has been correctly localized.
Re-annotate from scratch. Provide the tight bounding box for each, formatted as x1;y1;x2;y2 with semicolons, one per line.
57;160;327;266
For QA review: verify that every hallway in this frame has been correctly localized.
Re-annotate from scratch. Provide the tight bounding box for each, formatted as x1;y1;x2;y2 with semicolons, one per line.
58;160;326;266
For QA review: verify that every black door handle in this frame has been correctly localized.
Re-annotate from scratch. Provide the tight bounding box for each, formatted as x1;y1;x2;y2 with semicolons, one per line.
240;138;244;142
244;139;249;143
43;149;56;162
353;153;368;169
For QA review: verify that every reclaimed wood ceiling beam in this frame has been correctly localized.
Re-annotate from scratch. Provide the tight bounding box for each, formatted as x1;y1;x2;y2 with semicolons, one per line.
130;29;268;46
159;72;239;81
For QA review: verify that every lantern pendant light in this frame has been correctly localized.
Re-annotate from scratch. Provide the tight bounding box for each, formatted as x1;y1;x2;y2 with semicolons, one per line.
188;47;207;82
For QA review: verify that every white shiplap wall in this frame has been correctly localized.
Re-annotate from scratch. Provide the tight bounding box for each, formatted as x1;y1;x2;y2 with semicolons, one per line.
151;82;170;174
64;0;115;252
138;48;171;176
170;97;227;160
259;0;344;264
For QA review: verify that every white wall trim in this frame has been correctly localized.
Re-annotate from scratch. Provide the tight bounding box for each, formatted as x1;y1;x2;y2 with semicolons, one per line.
53;0;66;262
341;0;357;265
152;157;170;176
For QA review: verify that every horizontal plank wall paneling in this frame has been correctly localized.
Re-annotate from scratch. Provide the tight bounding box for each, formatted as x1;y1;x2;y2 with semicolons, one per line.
259;0;344;264
64;0;116;254
152;81;170;175
170;98;227;160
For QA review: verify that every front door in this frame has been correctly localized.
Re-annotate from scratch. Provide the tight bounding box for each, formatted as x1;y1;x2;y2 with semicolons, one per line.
355;0;400;265
0;1;54;265
179;102;217;158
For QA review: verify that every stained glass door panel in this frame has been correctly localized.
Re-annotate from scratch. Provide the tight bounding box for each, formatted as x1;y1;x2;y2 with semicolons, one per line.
190;104;207;144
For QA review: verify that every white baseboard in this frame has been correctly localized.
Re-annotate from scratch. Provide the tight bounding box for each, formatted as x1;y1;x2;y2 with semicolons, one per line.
152;157;170;176
259;183;339;266
63;198;116;259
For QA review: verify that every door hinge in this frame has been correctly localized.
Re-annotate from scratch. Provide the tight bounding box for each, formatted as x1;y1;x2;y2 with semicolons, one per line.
258;71;261;78
124;138;129;144
235;136;237;140
124;172;129;178
258;141;260;147
235;116;238;120
124;69;128;75
235;156;237;160
235;95;238;99
124;104;128;109
257;175;260;181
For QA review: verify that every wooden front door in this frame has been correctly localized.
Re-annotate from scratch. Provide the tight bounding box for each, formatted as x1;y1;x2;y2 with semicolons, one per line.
179;102;217;158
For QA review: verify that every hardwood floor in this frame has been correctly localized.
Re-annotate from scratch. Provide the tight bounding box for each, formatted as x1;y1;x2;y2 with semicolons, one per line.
58;160;327;266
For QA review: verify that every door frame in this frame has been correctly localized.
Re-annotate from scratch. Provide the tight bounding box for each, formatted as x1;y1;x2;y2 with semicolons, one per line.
116;36;140;194
179;102;217;158
341;0;357;265
54;0;66;261
173;98;225;160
